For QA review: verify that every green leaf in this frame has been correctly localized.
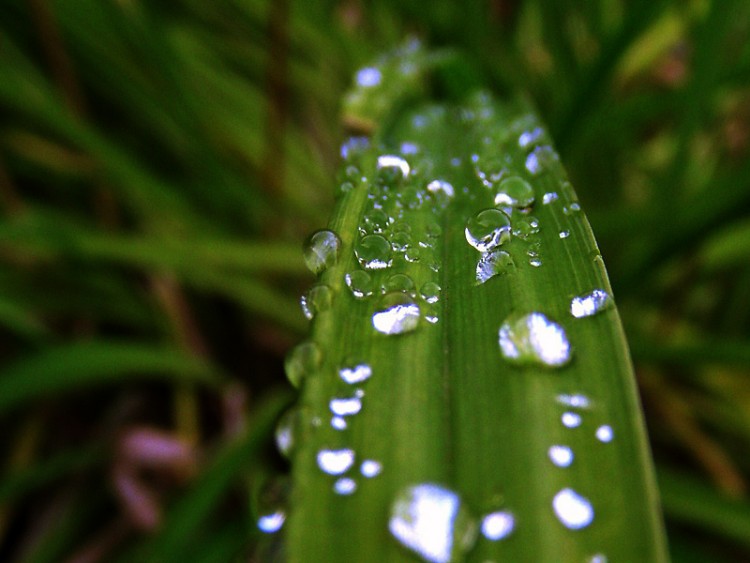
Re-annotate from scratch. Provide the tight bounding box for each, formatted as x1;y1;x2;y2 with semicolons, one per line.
0;341;223;414
285;49;667;562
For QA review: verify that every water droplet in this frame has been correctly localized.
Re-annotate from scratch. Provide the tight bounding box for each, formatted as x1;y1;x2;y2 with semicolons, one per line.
519;127;544;149
275;408;299;458
552;488;594;530
345;270;375;299
363;209;390;234
542;192;559;204
562;412;582;428
476;250;515;284
420;282;441;304
548;445;574;467
389;484;477;563
596;425;614;443
384;273;415;294
258;509;286;533
284;341;322;388
498;312;572;367
391;231;412;252
329;396;363;417
334;477;357;495
300;284;333;320
372;292;421;335
331;416;347;430
563;202;581;215
361;459;382;478
480;511;515;541
525;146;559;176
356;67;382;87
559;230;570;239
427;179;455;200
494;177;535;208
303;230;341;275
341;136;370;160
513;216;540;240
355;234;392;270
377;155;410;182
339;363;372;384
317;448;355;475
556;394;590;409
570;289;612;318
465;209;511;252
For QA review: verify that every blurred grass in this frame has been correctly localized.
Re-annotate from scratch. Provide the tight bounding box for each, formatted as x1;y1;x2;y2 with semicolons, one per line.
0;0;748;560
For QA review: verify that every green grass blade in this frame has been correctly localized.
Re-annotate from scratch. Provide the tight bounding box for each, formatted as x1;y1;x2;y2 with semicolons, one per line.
284;51;667;562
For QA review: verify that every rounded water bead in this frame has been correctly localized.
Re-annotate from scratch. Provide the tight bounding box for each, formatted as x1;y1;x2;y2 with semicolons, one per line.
258;510;286;534
377;155;410;183
480;511;515;541
548;445;574;467
355;234;392;270
552;488;594;530
570;289;612;318
303;230;341;275
498;312;571;368
494;177;535;208
300;284;333;320
361;459;383;478
284;341;322;388
420;281;441;304
476;250;515;284
372;292;421;335
384;273;415;294
389;483;478;563
465;209;511;252
317;448;355;475
345;270;375;299
334;477;357;495
596;425;614;443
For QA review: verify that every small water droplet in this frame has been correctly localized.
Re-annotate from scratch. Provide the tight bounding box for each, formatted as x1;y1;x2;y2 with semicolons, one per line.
356;67;382;87
476;250;515;284
355;234;392;270
525;145;559;176
389;484;478;563
570;289;612;318
465;209;511;252
562;412;582;428
329;396;363;417
401;141;420;155
284;341;322;388
363;209;391;234
542;192;559;204
372;292;421;335
596;425;614;443
331;416;347;430
377;155;410;182
480;511;515;541
274;408;299;458
334;477;358;495
427;179;455;200
300;284;333;320
552;488;594;530
494;177;535;208
384;273;415;294
303;230;341;275
498;312;571;367
548;445;574;467
420;281;441;304
317;448;355;475
513;216;540;240
563;202;581;215
519;127;544;149
556;394;591;409
361;459;382;478
391;231;412;253
257;509;286;533
339;363;372;384
559;230;570;239
345;270;375;299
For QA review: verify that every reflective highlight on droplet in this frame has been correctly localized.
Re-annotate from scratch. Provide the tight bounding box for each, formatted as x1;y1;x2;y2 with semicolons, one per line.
284;341;322;388
339;363;372;384
494;177;535;208
334;477;357;495
476;250;515;284
552;488;594;530
258;510;286;533
548;445;574;467
377;155;410;179
562;412;582;428
480;511;515;541
372;293;420;335
498;312;572;367
389;484;477;563
303;230;341;275
465;209;511;252
557;393;590;409
317;448;355;475
330;396;362;417
361;459;382;478
427;179;455;199
355;234;392;270
596;425;614;443
345;270;375;299
356;67;382;87
571;289;612;318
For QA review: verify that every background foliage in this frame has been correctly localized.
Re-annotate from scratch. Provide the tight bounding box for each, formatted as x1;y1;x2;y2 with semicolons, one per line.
0;0;750;561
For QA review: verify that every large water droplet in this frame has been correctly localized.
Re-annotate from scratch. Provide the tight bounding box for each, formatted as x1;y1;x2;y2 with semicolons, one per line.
552;488;594;530
548;445;574;467
465;209;511;252
355;234;392;270
339;363;372;384
384;273;415;294
377;155;410;182
303;230;341;275
389;484;478;563
570;289;612;318
498;312;571;367
317;448;355;475
372;292;421;335
284;341;322;388
420;281;441;304
300;284;333;320
480;511;515;541
476;250;515;284
494;177;535;208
